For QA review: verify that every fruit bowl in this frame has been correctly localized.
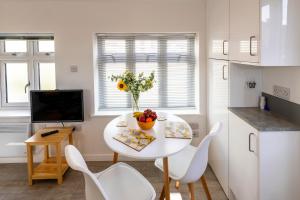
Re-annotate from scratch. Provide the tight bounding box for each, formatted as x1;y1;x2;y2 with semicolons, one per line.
134;109;157;130
137;121;155;130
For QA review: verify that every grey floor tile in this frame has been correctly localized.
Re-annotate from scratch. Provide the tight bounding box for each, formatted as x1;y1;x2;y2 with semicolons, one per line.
0;161;228;200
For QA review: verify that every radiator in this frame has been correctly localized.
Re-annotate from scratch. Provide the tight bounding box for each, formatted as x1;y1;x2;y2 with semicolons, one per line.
0;123;31;157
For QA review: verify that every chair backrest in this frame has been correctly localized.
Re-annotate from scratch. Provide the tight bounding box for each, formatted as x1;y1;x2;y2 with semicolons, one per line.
65;145;106;200
180;122;222;183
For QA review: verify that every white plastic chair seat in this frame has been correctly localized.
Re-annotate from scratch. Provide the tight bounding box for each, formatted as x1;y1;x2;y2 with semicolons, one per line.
95;162;155;200
154;145;197;181
65;145;156;200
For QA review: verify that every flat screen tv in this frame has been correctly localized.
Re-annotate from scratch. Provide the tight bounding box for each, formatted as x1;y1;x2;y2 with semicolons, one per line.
30;90;84;123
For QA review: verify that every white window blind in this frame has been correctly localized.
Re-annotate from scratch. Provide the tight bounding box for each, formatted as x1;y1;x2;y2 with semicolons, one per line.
96;33;196;111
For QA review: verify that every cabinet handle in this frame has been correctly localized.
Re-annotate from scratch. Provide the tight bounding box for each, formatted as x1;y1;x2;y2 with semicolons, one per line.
222;40;228;55
250;36;256;56
249;133;255;152
222;65;228;80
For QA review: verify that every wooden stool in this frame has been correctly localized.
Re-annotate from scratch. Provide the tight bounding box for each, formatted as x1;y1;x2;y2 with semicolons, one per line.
25;127;74;185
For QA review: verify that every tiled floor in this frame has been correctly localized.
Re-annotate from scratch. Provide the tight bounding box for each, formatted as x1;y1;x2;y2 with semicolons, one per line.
0;161;228;200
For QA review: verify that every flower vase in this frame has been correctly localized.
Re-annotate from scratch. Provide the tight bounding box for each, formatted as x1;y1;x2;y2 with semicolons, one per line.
132;94;140;113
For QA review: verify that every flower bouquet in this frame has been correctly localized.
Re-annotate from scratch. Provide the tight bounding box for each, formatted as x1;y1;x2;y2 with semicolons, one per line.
110;70;155;112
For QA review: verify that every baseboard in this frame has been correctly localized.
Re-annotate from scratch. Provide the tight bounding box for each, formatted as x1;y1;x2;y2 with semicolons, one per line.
0;157;27;163
0;151;44;163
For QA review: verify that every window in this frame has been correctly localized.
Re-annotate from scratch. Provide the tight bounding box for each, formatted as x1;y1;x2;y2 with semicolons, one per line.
96;33;196;111
0;34;55;107
5;40;27;53
38;63;56;90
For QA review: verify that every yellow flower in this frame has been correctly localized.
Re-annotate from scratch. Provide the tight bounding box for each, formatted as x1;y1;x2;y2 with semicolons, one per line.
117;80;128;91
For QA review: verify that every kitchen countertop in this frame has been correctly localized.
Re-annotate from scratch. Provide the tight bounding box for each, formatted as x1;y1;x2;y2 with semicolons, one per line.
229;107;300;132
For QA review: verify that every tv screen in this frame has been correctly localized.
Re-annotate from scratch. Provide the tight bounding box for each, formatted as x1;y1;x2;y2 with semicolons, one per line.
30;90;84;123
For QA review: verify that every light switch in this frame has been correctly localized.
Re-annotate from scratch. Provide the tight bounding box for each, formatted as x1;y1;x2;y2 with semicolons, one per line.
70;65;78;73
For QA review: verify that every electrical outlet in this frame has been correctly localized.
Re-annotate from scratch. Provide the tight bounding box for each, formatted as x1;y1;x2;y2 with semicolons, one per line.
273;85;290;100
70;65;78;72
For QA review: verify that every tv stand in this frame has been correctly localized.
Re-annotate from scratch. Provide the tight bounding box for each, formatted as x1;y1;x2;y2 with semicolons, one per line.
25;127;74;185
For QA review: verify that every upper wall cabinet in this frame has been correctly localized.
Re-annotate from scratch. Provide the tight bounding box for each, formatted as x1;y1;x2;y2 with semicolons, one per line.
230;0;300;66
229;0;260;64
260;0;300;66
207;0;229;60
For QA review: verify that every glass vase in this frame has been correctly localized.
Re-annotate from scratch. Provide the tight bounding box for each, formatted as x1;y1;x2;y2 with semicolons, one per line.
132;94;140;113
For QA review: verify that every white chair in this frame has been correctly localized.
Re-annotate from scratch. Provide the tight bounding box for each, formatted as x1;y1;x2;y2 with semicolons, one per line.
65;145;156;200
155;122;222;200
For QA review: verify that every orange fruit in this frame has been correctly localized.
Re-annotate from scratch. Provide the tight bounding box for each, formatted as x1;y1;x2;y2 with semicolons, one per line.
146;117;153;122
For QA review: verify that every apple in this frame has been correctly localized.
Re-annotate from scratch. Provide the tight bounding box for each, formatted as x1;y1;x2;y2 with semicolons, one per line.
139;115;146;122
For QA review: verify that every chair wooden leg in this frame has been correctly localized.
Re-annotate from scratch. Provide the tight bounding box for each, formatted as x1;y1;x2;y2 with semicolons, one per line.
163;157;171;200
175;181;180;189
159;185;166;200
159;178;171;200
113;152;118;164
188;183;195;200
200;176;212;200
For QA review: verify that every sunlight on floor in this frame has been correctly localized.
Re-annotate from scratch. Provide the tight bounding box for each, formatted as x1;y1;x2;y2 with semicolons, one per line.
170;192;183;200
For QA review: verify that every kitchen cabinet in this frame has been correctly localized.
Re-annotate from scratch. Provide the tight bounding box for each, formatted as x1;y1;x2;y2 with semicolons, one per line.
229;112;258;200
207;0;229;60
229;0;300;66
229;111;300;200
260;0;300;66
207;59;229;196
229;0;260;64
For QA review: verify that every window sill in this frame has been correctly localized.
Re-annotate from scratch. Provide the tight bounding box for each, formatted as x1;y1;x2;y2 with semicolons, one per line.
0;110;30;118
0;110;30;122
92;109;201;117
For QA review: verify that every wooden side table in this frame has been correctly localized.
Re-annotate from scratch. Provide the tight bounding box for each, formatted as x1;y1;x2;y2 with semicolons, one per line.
25;127;74;185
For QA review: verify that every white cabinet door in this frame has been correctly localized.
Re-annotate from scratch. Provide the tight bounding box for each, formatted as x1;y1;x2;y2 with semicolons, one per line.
230;0;260;63
208;59;229;196
260;0;300;66
229;112;258;200
207;0;229;60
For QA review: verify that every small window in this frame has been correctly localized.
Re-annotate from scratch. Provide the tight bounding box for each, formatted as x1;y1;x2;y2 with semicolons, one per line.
4;40;27;53
39;63;56;90
38;40;55;52
5;63;29;103
0;34;55;108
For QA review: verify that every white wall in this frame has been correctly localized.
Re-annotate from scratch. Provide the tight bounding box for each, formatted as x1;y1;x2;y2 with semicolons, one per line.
229;63;262;107
0;0;207;161
262;67;300;104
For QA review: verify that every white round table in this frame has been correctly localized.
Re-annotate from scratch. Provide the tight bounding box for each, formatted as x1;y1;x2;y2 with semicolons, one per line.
104;112;192;200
